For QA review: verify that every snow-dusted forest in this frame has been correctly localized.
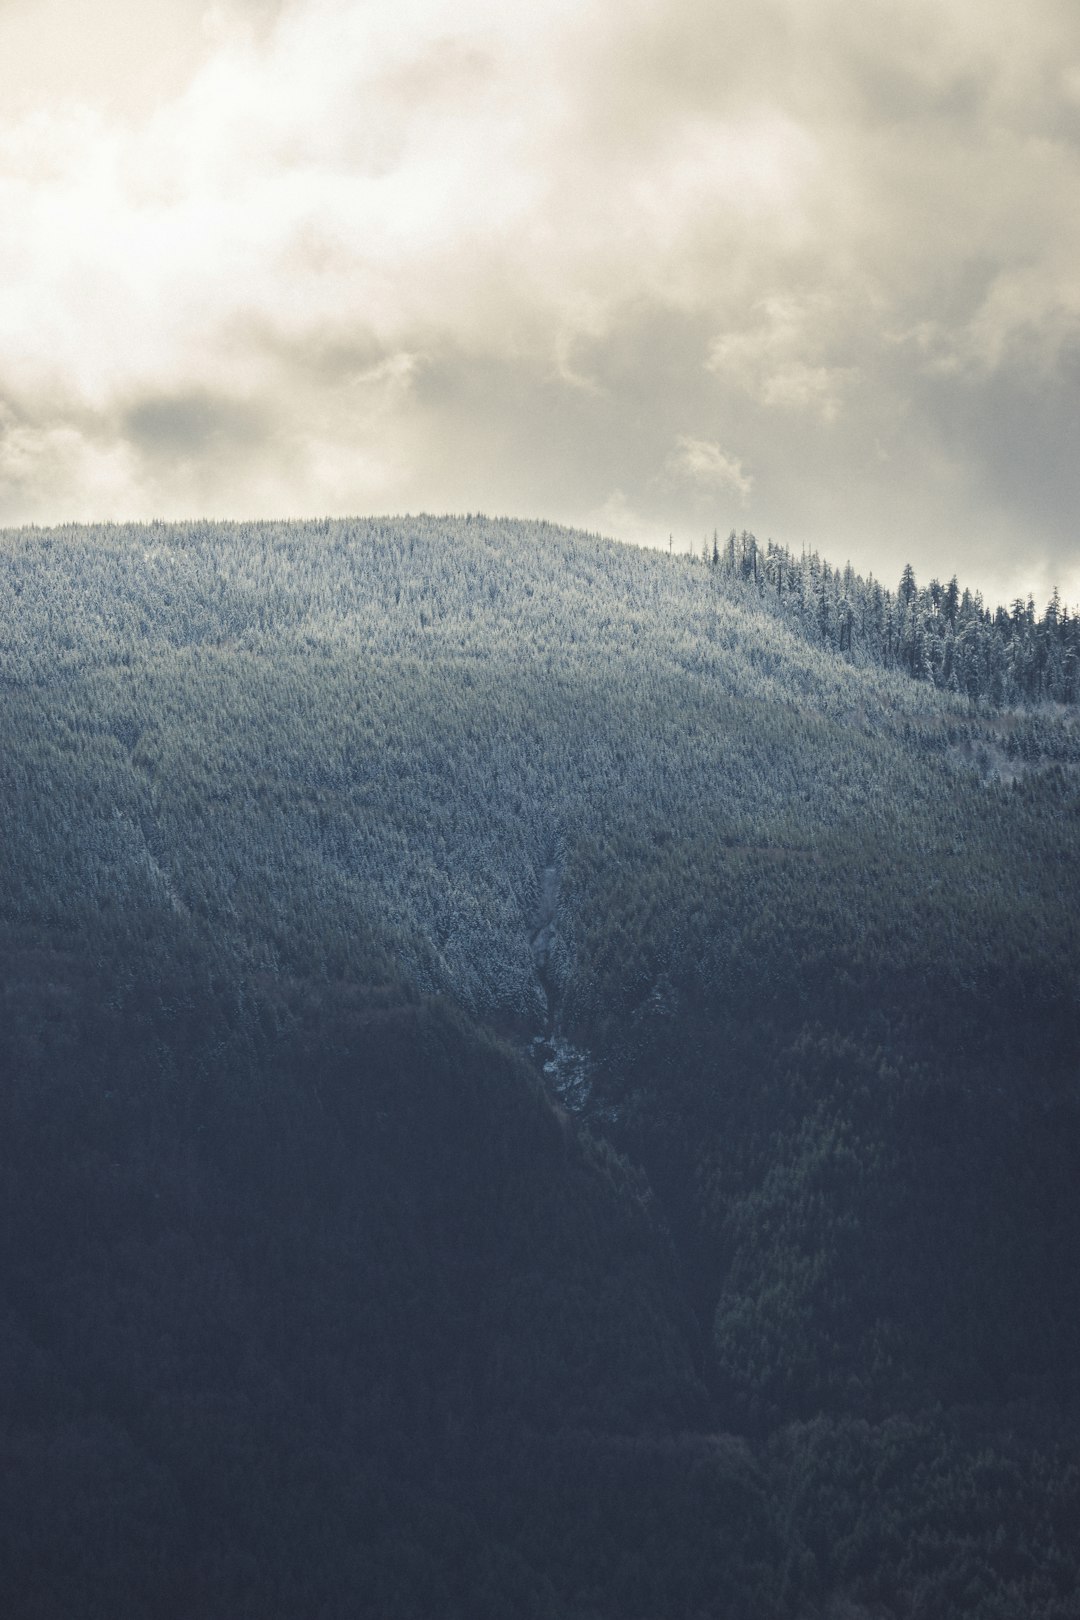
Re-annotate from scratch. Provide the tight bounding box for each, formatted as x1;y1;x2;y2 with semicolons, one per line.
711;528;1080;704
3;514;1075;1021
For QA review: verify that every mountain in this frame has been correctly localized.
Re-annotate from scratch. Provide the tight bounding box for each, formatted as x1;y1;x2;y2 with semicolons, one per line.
2;515;1079;1618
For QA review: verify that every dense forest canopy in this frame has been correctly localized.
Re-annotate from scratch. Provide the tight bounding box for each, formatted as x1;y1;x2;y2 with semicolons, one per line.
3;514;1075;1014
2;516;1078;1618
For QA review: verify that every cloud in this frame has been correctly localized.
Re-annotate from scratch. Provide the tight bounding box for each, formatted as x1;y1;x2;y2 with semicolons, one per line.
666;437;754;503
122;389;270;462
587;489;668;550
708;295;856;422
0;0;1078;602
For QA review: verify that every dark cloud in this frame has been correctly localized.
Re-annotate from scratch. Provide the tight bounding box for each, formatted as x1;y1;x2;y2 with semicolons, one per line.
122;390;270;463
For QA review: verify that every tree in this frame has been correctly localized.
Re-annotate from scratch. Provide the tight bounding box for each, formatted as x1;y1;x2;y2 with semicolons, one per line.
944;575;960;626
899;563;917;608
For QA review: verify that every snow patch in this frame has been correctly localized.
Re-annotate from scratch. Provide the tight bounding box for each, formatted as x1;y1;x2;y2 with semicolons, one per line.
531;1034;595;1113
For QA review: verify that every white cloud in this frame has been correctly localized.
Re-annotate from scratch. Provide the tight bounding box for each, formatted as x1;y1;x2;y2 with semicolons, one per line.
666;437;753;502
0;0;1078;602
587;489;667;548
708;295;856;422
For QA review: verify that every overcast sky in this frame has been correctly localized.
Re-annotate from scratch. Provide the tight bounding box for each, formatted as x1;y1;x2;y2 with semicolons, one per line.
1;0;1078;604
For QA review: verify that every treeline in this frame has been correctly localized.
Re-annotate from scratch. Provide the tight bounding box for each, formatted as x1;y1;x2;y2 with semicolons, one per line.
710;528;1079;705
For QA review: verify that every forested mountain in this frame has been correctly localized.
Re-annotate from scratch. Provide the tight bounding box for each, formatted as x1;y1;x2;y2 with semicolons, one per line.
2;515;1079;1618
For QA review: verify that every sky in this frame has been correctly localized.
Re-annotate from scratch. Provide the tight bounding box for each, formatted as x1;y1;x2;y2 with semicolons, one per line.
1;0;1078;606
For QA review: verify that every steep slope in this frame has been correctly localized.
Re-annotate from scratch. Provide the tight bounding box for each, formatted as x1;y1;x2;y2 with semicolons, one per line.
2;961;739;1618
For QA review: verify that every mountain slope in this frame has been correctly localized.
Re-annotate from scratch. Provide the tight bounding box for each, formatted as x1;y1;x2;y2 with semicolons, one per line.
2;514;1079;1618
